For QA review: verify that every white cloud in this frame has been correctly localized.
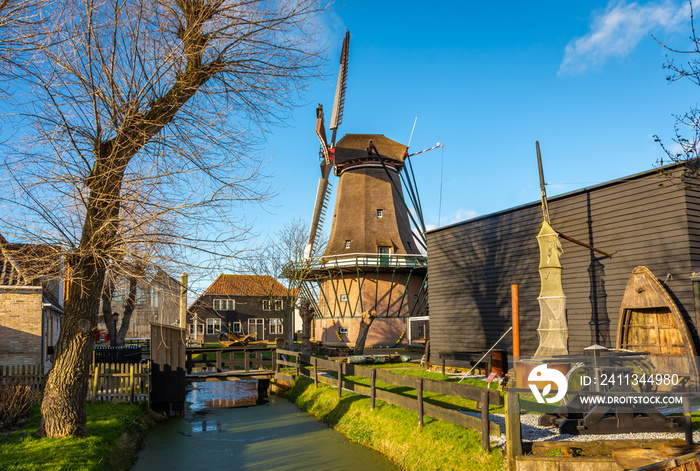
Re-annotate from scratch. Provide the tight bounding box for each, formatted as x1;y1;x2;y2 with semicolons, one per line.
559;0;689;75
453;208;479;222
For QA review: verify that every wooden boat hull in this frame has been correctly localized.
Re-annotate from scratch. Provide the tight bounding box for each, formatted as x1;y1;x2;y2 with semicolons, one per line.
616;266;699;389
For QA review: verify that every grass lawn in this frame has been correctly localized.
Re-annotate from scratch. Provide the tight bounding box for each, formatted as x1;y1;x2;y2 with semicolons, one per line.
0;402;151;471
286;375;504;471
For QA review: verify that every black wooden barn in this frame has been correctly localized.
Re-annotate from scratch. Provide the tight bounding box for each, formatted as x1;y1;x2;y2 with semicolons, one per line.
426;164;700;367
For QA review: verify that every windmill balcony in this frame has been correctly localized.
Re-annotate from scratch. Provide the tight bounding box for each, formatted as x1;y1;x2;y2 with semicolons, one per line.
316;253;427;270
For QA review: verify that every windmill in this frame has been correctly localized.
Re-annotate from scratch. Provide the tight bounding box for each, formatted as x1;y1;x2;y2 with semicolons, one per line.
299;31;430;353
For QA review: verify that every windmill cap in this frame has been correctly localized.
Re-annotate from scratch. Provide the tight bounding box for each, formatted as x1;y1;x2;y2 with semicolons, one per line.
334;134;407;168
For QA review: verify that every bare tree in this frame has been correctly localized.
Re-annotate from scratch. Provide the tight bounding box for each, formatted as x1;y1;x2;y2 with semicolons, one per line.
0;0;328;437
246;218;325;354
655;0;700;178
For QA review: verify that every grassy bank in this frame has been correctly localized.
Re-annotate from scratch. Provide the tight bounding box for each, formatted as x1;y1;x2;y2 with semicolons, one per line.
0;403;156;471
286;375;504;471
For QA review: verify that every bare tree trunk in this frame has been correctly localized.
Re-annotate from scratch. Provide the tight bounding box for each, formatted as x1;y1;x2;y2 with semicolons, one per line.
40;254;107;437
117;274;139;347
353;310;377;355
298;299;314;358
101;278;115;344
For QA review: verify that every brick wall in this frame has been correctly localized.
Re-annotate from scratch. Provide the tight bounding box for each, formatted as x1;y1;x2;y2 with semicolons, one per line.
0;286;42;365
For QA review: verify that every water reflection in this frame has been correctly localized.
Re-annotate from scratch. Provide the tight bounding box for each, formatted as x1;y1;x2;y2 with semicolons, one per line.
187;380;258;410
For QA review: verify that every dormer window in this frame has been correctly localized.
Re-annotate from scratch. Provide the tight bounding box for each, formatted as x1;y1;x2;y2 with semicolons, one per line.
376;209;383;219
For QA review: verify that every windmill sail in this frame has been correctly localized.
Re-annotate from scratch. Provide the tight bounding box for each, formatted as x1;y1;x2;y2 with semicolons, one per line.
306;31;350;259
330;30;350;137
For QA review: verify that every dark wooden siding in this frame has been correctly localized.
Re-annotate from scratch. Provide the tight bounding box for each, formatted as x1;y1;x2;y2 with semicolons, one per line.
427;167;697;364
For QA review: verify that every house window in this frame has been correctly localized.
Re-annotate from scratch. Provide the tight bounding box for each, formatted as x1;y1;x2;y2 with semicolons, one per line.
151;287;159;308
376;209;383;219
206;318;221;335
233;321;242;333
345;240;351;249
213;299;235;311
190;322;204;335
274;299;283;310
262;299;271;310
340;294;348;302
270;318;283;334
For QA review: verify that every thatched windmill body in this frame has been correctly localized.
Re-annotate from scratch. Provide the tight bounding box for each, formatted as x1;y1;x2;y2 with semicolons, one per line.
301;32;428;352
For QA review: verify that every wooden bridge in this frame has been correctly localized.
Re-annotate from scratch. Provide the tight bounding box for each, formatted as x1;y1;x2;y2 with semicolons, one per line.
185;345;276;382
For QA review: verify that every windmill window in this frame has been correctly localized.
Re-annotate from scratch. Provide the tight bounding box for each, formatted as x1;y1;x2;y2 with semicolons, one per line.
378;246;391;254
376;209;384;219
339;326;349;335
340;294;348;302
345;240;351;249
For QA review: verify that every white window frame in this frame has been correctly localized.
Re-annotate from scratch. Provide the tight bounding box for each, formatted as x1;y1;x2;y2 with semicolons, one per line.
339;326;348;335
345;240;351;249
233;321;242;334
249;318;265;340
340;294;348;302
213;299;235;311
274;299;283;310
206;318;221;335
269;318;283;335
376;209;383;219
262;299;271;310
378;246;391;254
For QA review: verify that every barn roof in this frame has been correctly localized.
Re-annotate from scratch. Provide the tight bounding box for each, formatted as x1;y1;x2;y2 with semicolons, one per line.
203;274;288;297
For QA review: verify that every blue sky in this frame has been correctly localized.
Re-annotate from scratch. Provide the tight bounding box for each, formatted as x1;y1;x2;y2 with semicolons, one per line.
250;0;698;245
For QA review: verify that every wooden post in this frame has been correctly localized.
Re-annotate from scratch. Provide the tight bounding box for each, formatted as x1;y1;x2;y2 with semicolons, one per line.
244;351;250;372
313;357;318;387
273;350;277;373
296;353;300;376
481;389;490;451
216;350;222;372
505;391;523;469
511;285;520;358
417;378;424;428
129;363;135;404
91;364;99;404
370;368;376;411
179;273;188;331
441;355;446;377
684;395;693;445
186;350;192;374
337;362;342;398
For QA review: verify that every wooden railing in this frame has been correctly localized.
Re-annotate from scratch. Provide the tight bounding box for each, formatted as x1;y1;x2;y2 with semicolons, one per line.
186;346;275;374
274;349;501;450
89;361;150;404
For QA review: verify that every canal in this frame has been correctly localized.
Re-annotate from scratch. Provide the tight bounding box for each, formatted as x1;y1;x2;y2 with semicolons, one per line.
132;381;398;471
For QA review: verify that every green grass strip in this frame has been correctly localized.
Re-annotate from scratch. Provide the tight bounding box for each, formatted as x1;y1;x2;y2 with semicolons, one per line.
286;376;505;471
0;403;151;471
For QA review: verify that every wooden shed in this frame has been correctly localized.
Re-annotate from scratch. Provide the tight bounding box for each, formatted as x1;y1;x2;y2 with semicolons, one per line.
425;164;700;367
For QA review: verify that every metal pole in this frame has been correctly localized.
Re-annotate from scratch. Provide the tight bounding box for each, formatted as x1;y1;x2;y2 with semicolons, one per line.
512;285;520;358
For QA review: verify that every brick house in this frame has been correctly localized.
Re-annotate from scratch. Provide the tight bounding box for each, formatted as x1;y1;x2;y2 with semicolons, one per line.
187;275;292;343
0;235;63;371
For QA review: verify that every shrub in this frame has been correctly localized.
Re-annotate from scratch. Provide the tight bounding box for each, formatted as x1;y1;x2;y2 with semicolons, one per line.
0;381;33;432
